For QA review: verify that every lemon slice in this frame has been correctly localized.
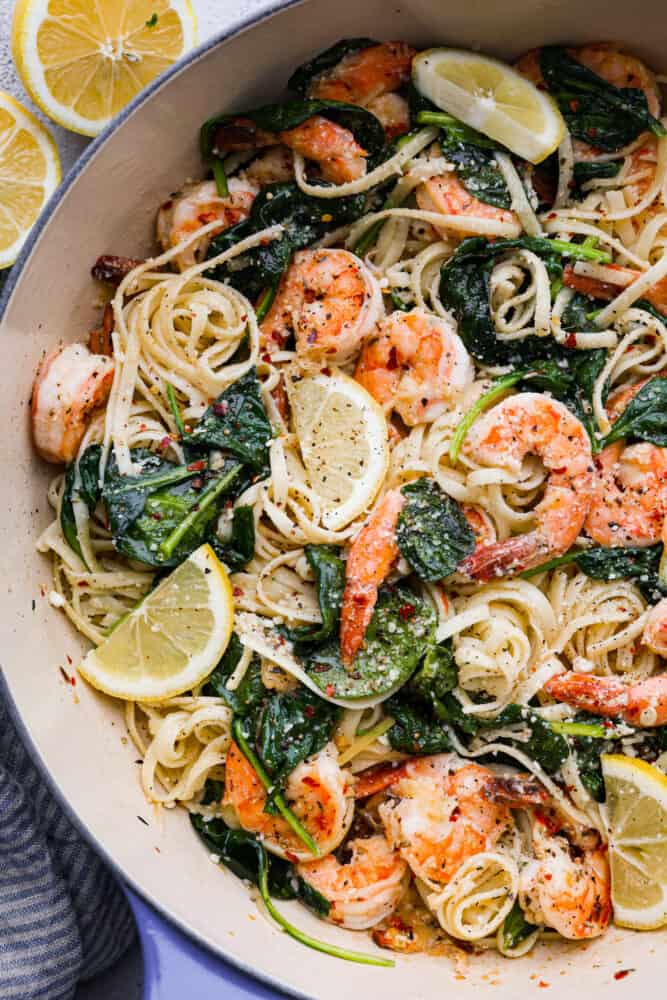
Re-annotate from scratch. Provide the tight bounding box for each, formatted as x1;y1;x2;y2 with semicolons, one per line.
0;91;60;268
79;544;233;702
12;0;197;137
412;48;565;164
286;368;389;531
602;754;667;929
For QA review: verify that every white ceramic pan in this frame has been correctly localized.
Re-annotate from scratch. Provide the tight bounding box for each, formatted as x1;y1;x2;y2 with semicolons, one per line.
2;1;667;996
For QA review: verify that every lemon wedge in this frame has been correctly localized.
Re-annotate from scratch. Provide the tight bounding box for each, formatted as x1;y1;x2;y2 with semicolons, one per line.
79;544;233;702
12;0;197;137
602;754;667;930
412;48;565;164
286;368;389;531
0;90;60;268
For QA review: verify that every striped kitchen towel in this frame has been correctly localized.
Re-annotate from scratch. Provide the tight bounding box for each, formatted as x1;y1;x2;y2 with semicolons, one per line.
0;700;135;999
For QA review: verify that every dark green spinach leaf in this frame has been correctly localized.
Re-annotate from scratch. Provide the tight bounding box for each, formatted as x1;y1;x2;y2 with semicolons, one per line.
203;633;265;716
539;45;666;151
396;477;475;581
300;585;437;699
501;901;537;951
524;542;667;602
386;697;454;754
209;505;255;571
602;377;667;448
283;544;345;646
571;160;621;199
61;444;103;564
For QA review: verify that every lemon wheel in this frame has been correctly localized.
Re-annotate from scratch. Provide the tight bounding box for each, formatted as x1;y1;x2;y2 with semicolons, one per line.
79;544;234;702
12;0;197;137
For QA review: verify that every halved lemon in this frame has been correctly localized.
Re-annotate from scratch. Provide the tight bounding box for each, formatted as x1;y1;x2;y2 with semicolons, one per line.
286;368;389;531
412;48;565;164
12;0;197;137
602;754;667;930
79;544;233;702
0;91;60;268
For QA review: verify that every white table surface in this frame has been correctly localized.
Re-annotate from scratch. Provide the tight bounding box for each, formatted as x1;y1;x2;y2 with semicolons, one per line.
0;1;280;994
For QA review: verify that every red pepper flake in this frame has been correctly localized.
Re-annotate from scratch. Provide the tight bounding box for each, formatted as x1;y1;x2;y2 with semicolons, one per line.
320;367;331;376
70;675;76;687
386;346;399;371
285;851;299;864
552;466;567;474
449;805;461;822
59;666;70;684
187;460;207;472
261;352;272;364
587;127;599;138
565;333;578;349
184;424;192;434
326;684;335;697
302;776;319;788
232;587;244;597
159;435;172;450
66;655;73;665
569;100;579;113
538;982;550;989
614;970;634;981
213;401;229;417
399;603;416;621
304;705;316;718
548;212;557;220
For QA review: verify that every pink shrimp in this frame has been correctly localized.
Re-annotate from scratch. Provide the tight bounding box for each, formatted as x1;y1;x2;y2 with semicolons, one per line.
156;178;257;270
520;820;611;940
260;248;382;360
31;343;115;465
415;173;521;239
354;308;474;426
296;835;409;929
563;263;667;318
545;670;667;726
211;114;368;185
223;740;354;861
458;393;594;580
307;41;416;138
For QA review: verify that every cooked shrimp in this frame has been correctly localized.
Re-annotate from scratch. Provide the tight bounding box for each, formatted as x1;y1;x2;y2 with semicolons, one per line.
376;756;513;886
459;393;594;580
340;489;405;666
585;440;667;547
31;344;115;465
563;263;667;318
212;115;368;185
545;671;667;726
516;43;661;119
243;146;295;186
296;834;409;929
519;820;611;940
354;308;474;426
156;178;257;270
462;505;497;547
415;173;521;238
260;248;383;360
307;41;415;138
223;740;354;861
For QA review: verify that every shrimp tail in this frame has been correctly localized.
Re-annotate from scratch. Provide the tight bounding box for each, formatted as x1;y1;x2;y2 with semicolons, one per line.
545;672;667;726
459;532;543;581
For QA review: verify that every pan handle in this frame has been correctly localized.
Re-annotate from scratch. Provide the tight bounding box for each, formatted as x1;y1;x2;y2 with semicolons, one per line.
125;888;281;999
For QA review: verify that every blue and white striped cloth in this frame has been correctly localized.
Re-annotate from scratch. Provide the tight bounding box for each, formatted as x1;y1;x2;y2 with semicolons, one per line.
0;699;135;999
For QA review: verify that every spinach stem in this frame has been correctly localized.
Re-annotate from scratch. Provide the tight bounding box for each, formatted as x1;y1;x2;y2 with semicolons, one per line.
212;157;229;198
547;238;610;263
159;463;241;560
353;185;406;256
449;371;527;465
110;465;199;495
232;717;320;857
255;276;280;324
520;550;581;578
257;850;394;966
550;720;608;738
165;383;185;437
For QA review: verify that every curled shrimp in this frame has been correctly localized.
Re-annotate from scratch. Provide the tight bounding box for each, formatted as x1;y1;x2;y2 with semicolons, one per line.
212;115;368;185
585;440;667;547
354;308;474;426
223;740;354;861
260;248;383;361
517;42;661;120
458;393;594;580
415;172;521;238
520;819;611;940
307;41;416;138
563;263;667;318
31;343;115;465
545;670;667;726
366;756;513;886
296;834;409;929
157;179;257;270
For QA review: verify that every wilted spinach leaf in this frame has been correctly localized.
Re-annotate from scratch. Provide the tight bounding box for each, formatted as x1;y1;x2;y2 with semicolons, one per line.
396;477;475;581
539;46;666;151
501;901;537;951
203;632;265;717
525;542;667;602
283;544;345;647
183;369;272;475
191;814;329;914
492;704;569;774
408;639;458;703
386;697;454;754
209;505;255;571
257;686;340;802
571;160;620;199
288;38;376;96
602;377;667;448
206;182;367;300
518;351;606;444
61;444;103;564
301;585;437;699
